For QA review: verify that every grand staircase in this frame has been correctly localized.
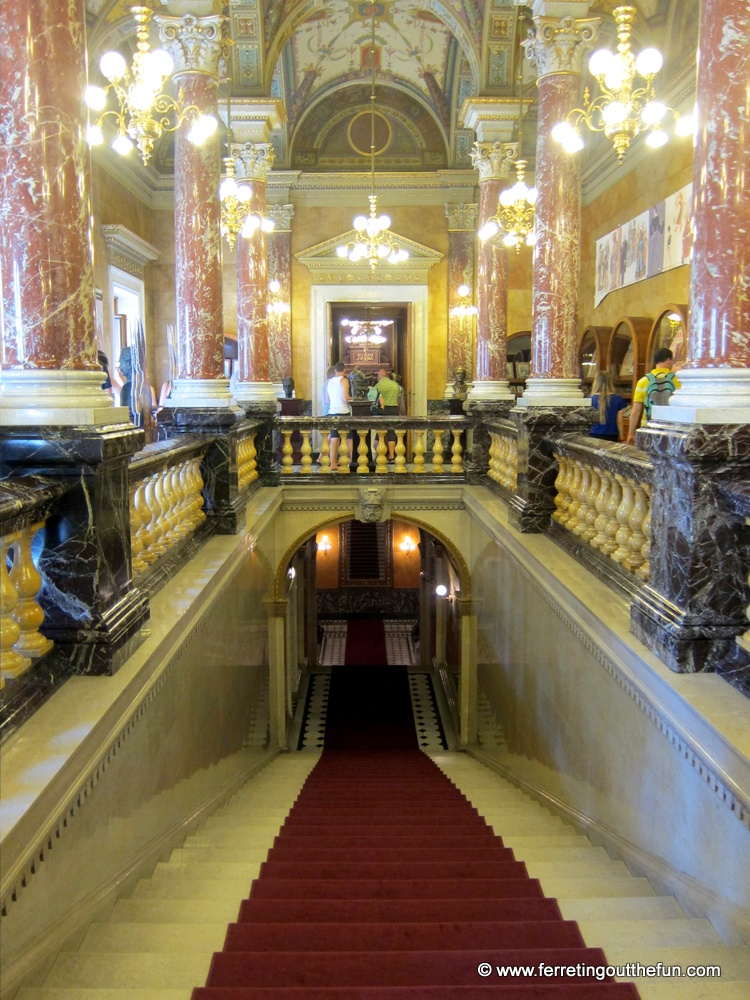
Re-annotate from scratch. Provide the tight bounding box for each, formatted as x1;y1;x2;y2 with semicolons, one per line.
14;669;750;1000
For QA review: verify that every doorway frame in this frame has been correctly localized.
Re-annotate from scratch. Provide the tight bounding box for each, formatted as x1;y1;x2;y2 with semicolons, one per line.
311;284;428;417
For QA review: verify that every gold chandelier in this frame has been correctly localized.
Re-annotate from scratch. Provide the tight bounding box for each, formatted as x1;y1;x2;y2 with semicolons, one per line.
86;5;217;165
551;5;693;161
341;318;392;345
336;9;408;270
478;66;536;252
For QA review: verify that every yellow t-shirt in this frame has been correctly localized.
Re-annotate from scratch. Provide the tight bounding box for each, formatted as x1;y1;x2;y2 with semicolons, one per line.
632;367;681;425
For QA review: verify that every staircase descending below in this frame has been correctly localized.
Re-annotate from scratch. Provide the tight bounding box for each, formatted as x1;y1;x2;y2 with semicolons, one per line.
15;667;750;1000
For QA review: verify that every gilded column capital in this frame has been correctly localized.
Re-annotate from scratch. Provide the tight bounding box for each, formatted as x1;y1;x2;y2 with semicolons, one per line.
156;13;229;79
445;203;478;232
470;141;518;183
267;203;295;231
523;14;600;78
233;142;276;182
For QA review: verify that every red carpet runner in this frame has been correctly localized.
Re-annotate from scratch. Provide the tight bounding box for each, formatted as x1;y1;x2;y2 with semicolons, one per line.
193;667;640;999
344;617;388;666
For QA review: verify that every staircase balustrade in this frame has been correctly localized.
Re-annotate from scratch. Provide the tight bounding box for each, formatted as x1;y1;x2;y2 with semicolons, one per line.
549;435;653;586
485;420;519;494
275;416;471;478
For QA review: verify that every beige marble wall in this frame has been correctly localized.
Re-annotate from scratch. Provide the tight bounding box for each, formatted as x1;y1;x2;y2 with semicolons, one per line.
468;493;750;938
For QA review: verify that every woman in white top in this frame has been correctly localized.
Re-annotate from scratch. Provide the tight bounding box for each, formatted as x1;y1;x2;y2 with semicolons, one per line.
326;362;351;467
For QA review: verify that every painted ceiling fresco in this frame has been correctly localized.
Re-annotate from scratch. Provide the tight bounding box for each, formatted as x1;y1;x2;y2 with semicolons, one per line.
85;0;699;175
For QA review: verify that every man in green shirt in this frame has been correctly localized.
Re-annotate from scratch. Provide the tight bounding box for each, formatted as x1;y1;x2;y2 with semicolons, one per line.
375;368;402;462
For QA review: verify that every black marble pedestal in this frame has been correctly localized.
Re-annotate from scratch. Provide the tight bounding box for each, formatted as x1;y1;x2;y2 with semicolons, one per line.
1;425;149;675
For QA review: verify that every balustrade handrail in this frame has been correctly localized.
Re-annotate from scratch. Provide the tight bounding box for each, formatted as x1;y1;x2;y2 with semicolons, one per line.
128;434;208;482
276;414;472;430
0;476;70;536
547;432;654;485
483;417;519;439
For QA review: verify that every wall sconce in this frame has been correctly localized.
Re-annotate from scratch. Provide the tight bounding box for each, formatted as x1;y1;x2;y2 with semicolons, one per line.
318;534;332;554
399;536;416;556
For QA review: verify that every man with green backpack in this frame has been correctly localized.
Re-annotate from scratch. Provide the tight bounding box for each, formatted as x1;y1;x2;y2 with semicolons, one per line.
626;347;681;445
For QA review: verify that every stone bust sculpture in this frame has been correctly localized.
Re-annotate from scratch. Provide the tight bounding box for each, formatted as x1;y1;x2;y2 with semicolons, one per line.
453;367;468;400
349;366;369;399
282;376;295;399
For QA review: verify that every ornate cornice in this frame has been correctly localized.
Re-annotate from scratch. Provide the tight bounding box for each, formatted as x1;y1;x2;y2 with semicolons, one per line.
101;225;161;277
470;141;518;182
523;14;600;79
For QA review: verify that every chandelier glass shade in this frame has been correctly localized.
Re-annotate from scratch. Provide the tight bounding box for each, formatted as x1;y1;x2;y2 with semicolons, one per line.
450;285;478;318
341;318;392;346
336;10;408;270
551;5;694;161
219;158;253;250
85;5;218;165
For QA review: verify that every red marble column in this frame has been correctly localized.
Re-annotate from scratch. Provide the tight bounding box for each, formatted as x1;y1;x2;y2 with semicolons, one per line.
663;0;750;422
157;13;229;409
0;0;118;424
233;142;278;404
518;6;599;408
468;144;516;401
267;206;295;385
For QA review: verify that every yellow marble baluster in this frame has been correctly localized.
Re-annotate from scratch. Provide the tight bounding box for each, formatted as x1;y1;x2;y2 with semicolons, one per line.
566;461;583;532
9;522;53;659
602;475;622;557
300;430;314;474
134;478;156;565
129;482;146;576
281;429;295;473
337;432;350;473
412;429;426;473
394;430;408;473
431;430;445;474
374;429;388;474
247;432;258;481
487;432;498;482
450;429;464;474
552;454;568;523
192;457;207;525
0;531;31;682
356;430;370;474
510;438;518;491
318;432;332;473
626;481;648;573
573;465;592;538
612;474;635;567
237;437;249;489
591;470;613;550
636;484;651;582
155;470;176;551
172;461;191;539
145;473;166;557
583;467;600;542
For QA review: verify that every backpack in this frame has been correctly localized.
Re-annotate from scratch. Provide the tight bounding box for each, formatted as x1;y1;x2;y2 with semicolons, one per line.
644;371;676;420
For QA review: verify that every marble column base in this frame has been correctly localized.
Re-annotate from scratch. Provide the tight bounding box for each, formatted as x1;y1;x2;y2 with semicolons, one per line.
655;367;750;425
467;379;515;401
164;378;233;409
516;377;585;408
0;371;129;426
507;406;593;533
233;380;279;403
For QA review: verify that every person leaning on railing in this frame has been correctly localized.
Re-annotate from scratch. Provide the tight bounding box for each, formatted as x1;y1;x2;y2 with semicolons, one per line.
626;348;681;446
375;367;402;462
589;371;627;443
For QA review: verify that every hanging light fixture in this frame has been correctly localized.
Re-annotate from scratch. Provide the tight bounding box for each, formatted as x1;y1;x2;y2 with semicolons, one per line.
86;5;218;165
551;5;694;162
340;318;391;346
267;279;290;316
336;9;408;269
218;79;253;250
477;65;537;252
449;284;478;318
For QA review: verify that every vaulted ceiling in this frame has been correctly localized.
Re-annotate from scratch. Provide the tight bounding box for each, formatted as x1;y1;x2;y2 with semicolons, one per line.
85;0;699;177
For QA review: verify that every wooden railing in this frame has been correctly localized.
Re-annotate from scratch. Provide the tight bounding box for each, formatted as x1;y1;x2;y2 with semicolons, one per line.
276;416;472;477
549;436;653;582
1;478;69;689
128;437;209;579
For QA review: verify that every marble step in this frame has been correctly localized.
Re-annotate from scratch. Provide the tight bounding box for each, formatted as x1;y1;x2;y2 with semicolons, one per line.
39;953;212;990
558;896;688;921
78;923;228;954
147;861;262;881
536;876;658;898
17;991;190;1000
577;917;721;948
131;878;251;900
605;946;750;980
108;899;241;924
